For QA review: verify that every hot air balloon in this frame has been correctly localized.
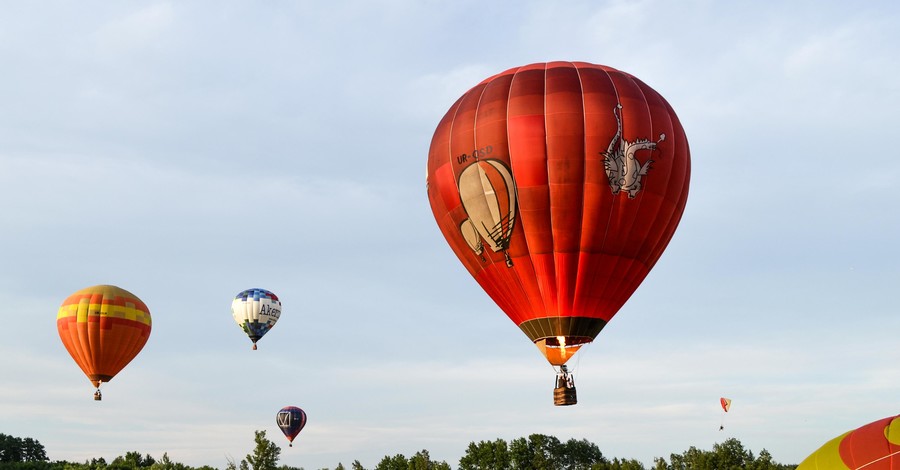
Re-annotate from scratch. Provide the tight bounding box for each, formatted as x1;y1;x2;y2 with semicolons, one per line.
232;288;281;350
56;285;152;400
276;406;307;447
425;61;690;405
798;414;900;469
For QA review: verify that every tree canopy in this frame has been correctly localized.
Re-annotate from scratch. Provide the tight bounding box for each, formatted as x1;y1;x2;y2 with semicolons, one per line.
0;434;47;464
0;432;796;470
653;439;795;470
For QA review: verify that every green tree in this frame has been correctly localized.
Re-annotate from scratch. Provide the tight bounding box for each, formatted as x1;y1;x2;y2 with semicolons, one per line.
458;439;510;470
710;438;754;469
110;452;155;470
350;461;365;470
148;453;191;470
147;452;192;470
656;438;796;470
592;458;645;470
509;434;562;470
373;454;407;470
245;431;281;470
665;445;712;470
0;434;23;463
277;465;304;470
748;449;796;470
22;438;48;463
0;434;48;463
407;450;450;470
147;454;167;470
558;439;605;470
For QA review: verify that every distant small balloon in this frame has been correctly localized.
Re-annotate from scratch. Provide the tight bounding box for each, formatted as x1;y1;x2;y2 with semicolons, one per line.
232;288;281;350
276;406;307;447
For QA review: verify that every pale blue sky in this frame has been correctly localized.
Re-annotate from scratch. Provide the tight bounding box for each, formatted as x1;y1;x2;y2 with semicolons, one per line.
1;1;899;468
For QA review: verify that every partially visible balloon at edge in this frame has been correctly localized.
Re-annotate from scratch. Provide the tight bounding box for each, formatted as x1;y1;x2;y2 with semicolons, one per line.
797;413;900;469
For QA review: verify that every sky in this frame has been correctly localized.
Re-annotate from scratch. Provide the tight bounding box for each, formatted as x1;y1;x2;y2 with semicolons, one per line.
1;0;899;468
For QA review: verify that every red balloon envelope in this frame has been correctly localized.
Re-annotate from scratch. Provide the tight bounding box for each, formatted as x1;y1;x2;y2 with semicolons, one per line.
426;61;690;390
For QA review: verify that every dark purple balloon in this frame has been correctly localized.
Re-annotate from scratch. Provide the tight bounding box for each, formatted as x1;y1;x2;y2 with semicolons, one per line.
276;406;307;446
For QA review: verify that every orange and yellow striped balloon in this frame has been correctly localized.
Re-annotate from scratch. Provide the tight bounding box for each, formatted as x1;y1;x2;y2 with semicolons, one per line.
57;285;152;398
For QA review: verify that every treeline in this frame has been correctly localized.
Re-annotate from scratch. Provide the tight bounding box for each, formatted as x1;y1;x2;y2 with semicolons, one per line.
0;431;796;470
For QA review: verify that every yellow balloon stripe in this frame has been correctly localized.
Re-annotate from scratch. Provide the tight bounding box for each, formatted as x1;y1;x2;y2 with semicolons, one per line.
57;300;152;326
796;431;851;470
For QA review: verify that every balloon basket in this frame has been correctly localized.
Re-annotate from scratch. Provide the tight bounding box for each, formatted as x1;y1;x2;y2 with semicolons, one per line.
553;365;577;406
554;385;577;406
93;391;102;401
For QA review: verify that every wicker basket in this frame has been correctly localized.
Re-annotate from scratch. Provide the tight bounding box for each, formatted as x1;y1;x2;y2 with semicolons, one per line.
554;386;577;406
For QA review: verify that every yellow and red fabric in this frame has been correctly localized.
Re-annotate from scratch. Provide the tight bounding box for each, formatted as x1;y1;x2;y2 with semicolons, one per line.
798;414;900;469
57;285;152;388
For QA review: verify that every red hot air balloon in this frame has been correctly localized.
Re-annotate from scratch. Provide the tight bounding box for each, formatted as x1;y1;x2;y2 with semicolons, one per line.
426;61;690;405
